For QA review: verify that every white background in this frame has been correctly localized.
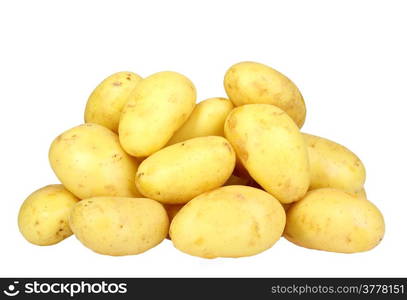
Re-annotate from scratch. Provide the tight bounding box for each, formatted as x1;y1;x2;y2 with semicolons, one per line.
1;0;406;277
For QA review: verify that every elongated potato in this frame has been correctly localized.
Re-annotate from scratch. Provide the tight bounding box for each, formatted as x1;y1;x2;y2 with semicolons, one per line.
119;71;196;156
224;61;306;127
303;133;366;194
167;97;234;145
69;197;169;256
18;185;79;246
136;136;235;204
170;185;286;258
285;188;385;253
49;123;140;199
84;71;142;132
224;104;310;203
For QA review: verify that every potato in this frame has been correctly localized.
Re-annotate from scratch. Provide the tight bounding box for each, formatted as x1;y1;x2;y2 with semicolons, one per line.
224;61;306;127
18;185;79;246
119;71;196;157
224;104;310;203
69;197;169;256
304;133;366;193
169;185;286;258
84;71;142;132
49;123;140;199
167;97;234;145
284;188;385;253
136;136;235;204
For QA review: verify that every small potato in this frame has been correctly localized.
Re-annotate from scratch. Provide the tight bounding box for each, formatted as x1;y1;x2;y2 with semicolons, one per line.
84;71;142;132
167;97;234;145
18;185;79;246
49;123;140;199
224;61;306;127
69;197;169;256
119;71;196;157
285;188;385;253
136;136;235;204
170;185;286;258
224;104;310;203
304;133;366;193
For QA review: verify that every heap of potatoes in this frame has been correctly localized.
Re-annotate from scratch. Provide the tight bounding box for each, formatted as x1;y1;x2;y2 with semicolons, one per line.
18;62;385;258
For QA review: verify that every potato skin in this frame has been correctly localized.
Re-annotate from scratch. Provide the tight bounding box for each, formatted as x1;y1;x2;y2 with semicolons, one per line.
49;123;140;199
69;197;169;256
84;71;142;132
136;136;235;204
284;188;385;253
169;185;286;258
224;61;306;127
167;97;234;145
303;133;366;194
18;185;79;246
119;71;196;157
224;104;310;203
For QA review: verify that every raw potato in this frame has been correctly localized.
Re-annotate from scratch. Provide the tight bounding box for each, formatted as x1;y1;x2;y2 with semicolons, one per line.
170;185;286;258
84;71;142;132
18;185;79;246
224;104;310;203
49;123;140;199
284;188;385;253
136;136;235;204
304;133;366;193
119;71;196;157
224;61;306;127
167;97;234;145
69;197;169;256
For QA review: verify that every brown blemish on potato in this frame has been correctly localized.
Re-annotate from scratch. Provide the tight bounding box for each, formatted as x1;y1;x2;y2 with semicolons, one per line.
126;76;131;80
194;237;205;246
227;116;237;129
181;143;185;146
236;193;245;200
113;81;122;86
346;236;352;243
119;225;124;229
59;220;64;224
223;142;232;153
35;221;39;225
137;172;144;178
251;220;261;239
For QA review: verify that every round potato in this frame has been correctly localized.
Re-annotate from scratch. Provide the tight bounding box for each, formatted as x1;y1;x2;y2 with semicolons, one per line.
18;185;79;246
224;61;306;127
167;97;234;145
119;71;196;157
84;71;142;132
224;104;310;203
304;133;366;193
69;197;169;256
170;185;286;258
284;188;385;253
49;123;140;199
136;136;235;204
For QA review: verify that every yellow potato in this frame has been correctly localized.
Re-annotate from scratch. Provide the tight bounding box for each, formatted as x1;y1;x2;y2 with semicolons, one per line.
69;197;169;256
119;71;196;157
18;185;79;246
167;97;234;145
84;71;142;132
285;188;385;253
49;123;140;199
170;185;286;258
224;61;306;127
136;136;235;204
224;104;310;203
303;133;366;194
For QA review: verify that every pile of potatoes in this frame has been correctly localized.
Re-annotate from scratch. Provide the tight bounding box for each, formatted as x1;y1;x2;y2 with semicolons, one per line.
18;62;385;258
